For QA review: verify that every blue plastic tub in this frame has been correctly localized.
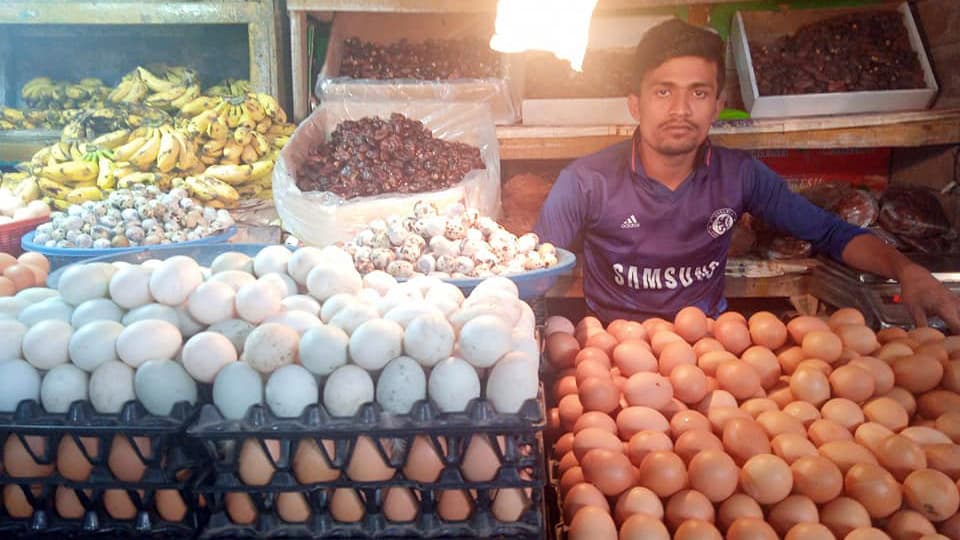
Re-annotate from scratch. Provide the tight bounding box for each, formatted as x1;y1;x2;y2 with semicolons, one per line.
23;225;238;272
47;242;576;300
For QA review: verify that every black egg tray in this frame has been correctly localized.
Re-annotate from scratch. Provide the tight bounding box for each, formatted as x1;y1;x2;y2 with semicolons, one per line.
0;399;209;486
187;392;546;490
198;485;545;539
0;478;207;539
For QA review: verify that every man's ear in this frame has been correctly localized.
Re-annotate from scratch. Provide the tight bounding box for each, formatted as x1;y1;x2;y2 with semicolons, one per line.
627;93;642;122
713;91;726;123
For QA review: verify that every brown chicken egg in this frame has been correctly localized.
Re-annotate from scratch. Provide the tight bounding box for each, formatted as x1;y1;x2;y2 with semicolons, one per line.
384;487;419;522
714;320;752;356
698;350;738;377
580;448;634;497
665;489;715;529
923;443;960;479
637;450;688;497
886;509;937;539
546;333;580;369
226;492;258;524
491;488;529;523
693;337;725;356
558;394;584;431
717;361;762;401
671;364;709;405
808;419;854;447
716;311;747;326
696;389;738;414
675;306;709;343
623;372;672;410
943;360;960;393
892;354;944;394
651;331;686;356
749;312;789;350
403;436;445;483
796;358;833;376
563;482;609;523
741;346;782;390
863;397;909;431
617;407;669;439
585;332;619;358
790;367;831;407
659;341;697;376
828;365;875;404
768;383;797;409
108;435;152;482
614;486;664;524
876;326;908;343
609;320;647;343
778;346;808;375
276;492;311;523
573;428;622;462
674;430;724;464
618;513;670;540
0;276;15;296
574;411;617;435
568;505;617;540
820;398;865;431
844;528;894;540
613;341;657;376
717;495;764;532
829;308;866;328
847;356;894;395
903;468;959;522
575;359;611;386
875;434;927;481
57;436;97;482
791;455;843;503
722;417;771;465
917;390;960;420
545;315;576;336
818;441;878;474
741;398;780;419
675;519;723;540
939;513;960;539
560;466;585;498
644;316;673;336
910;326;945;344
461;435;502;482
3;264;36;291
670;410;712;437
783;401;822;427
104;489;138;520
293;438;339;483
579;377;619;414
740;454;793;505
845;463;902;519
331;488;366;522
787;316;830;344
707;406;751;433
726;518;779;540
854;422;895;453
55;486;87;519
238;438;281;486
834;324;879;355
156;489;188;522
558;451;579;476
575;346;611;369
688;448;738;502
819;497;872;538
771;433;818;464
554;375;578;401
3;484;40;518
783;523;836;540
768;494;819;537
756;410;806;438
4;435;53;478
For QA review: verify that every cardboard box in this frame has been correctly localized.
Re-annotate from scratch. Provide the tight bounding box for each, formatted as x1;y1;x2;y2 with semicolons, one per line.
732;3;938;119
519;15;671;126
316;12;520;125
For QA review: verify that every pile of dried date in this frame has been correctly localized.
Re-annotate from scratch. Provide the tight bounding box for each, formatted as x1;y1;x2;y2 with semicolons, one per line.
524;50;635;99
297;113;485;199
339;37;500;80
750;11;926;96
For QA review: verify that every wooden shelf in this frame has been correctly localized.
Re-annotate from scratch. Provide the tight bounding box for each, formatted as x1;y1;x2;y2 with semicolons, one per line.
497;108;960;159
286;0;737;12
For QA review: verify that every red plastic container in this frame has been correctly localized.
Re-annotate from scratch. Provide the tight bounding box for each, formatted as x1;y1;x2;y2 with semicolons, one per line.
0;215;49;256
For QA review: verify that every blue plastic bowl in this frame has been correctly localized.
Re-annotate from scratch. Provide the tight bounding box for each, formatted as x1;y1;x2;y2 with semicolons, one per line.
23;226;238;272
46;242;576;300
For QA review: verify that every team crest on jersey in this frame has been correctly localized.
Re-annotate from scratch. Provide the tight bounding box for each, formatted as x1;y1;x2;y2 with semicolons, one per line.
707;208;737;238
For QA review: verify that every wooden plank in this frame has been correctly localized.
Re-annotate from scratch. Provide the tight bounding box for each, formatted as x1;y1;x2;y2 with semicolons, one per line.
290;10;311;121
287;0;746;12
0;1;262;24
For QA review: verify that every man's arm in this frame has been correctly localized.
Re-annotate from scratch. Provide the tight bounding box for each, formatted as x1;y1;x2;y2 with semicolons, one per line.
744;159;960;332
841;234;960;332
533;166;589;250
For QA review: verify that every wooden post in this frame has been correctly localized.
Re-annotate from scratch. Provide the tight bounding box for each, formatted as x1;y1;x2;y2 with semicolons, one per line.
290;9;311;121
688;4;710;25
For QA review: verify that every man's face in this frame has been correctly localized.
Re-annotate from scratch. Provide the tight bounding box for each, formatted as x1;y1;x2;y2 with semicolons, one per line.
628;56;723;157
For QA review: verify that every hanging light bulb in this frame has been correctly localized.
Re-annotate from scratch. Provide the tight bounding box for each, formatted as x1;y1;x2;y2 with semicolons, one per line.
489;0;599;72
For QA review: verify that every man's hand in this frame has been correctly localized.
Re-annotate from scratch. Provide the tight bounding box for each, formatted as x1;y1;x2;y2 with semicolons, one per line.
898;263;960;333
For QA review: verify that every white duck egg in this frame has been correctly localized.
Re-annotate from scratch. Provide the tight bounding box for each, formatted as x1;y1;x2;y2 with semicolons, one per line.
71;298;124;328
208;319;255;354
266;364;318;418
349;319;404;371
0;359;40;412
319;245;354;268
253;245;293;277
319;293;358;323
174;303;205;338
149;256;203;306
243;323;299;373
263;311;323;335
458;315;512;369
471;276;519;299
486;352;539;414
407;275;443;296
281;295;320;316
329;302;379;335
69;320;124;372
376;356;426;414
89;360;135;414
306;263;362;302
210;251;253;274
208;270;256;292
383;304;443;329
357;288;382;307
108;265;154;309
0;297;28;320
213;362;263;420
122;303;180;327
425;282;465;307
40;364;88;413
15;287;59;304
187;281;236;325
361;270;398;296
18;297;74;326
23;319;73;370
58;263;112;306
428;357;480;413
135;359;197;416
182;332;238;383
323;364;374;417
0;320;28;361
259;272;297;298
404;313;455;368
235;280;282;324
287;247;325;286
299;325;349;376
116;319;182;368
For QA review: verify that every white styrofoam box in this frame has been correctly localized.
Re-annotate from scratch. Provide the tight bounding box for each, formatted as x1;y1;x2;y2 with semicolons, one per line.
520;14;671;126
733;3;938;119
316;12;520;125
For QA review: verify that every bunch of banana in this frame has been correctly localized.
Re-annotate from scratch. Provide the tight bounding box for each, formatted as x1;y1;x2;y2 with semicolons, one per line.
107;71;150;104
0;172;41;204
206;79;252;98
108;124;203;174
179;174;241;208
19;77;105;109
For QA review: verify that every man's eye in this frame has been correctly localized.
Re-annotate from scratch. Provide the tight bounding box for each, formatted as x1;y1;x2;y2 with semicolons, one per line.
693;89;707;98
656;89;670;97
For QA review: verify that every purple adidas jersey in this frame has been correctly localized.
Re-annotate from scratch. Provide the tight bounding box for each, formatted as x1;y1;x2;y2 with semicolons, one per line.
534;133;869;323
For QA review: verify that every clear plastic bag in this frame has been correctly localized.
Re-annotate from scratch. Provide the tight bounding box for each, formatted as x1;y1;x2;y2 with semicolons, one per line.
273;99;501;248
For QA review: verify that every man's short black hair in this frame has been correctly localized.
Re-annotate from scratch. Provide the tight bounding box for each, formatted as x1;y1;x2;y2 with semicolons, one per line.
631;18;726;95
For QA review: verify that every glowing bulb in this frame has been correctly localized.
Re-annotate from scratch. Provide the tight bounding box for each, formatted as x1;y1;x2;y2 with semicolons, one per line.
489;0;598;72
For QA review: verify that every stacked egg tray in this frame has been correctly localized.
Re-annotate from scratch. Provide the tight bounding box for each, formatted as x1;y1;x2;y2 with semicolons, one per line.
187;392;548;539
0;399;209;538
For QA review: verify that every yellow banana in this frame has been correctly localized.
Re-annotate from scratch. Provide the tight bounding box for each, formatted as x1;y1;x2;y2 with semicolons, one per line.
207;117;229;141
43;197;70;211
242;96;266;122
173;131;199;171
255;118;273;134
37;177;71;198
240;144;259;164
180;96;222;117
267;123;296;137
251;132;271;156
145;85;187;108
199;154;220;166
222;140;244;164
130;129;162;171
204;160;273;185
96;157;116;190
201;139;225;157
117;172;160;189
137;66;177;93
122;80;149;104
171;85;201;109
65;186;104;204
38;160;98;184
91;129;131;150
233;126;253;146
107;80;133;103
156;127;180;173
113;135;149;162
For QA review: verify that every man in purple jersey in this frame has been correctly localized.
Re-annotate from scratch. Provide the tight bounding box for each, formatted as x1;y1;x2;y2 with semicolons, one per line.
535;18;960;331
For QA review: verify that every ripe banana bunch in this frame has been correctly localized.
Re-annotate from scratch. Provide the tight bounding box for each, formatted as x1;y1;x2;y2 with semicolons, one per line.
19;77;106;109
0;107;39;130
180;174;241;208
107;71;150;104
206;79;252;98
0;172;42;204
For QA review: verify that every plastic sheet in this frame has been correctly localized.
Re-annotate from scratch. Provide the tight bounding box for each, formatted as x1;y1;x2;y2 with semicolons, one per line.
879;186;951;238
315;12;520;124
274;100;501;248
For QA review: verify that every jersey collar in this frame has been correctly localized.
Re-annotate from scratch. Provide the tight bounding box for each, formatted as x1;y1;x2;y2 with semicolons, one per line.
629;125;713;176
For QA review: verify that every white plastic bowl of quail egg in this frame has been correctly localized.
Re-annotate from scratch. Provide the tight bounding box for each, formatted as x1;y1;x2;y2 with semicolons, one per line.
29;185;235;250
343;200;559;280
0;243;540;423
